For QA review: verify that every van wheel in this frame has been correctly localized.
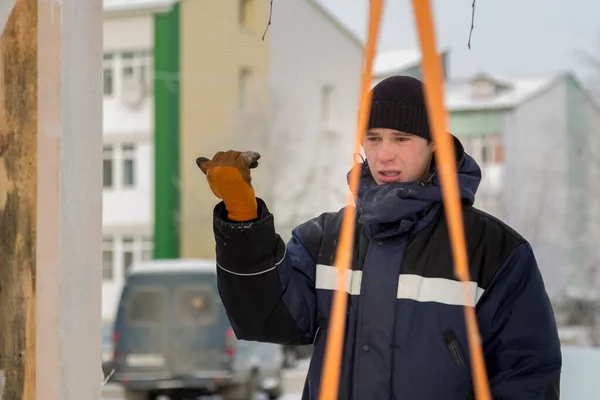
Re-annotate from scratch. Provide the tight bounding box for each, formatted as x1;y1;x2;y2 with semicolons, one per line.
266;382;283;400
123;390;155;400
219;374;258;400
168;394;190;400
265;368;284;400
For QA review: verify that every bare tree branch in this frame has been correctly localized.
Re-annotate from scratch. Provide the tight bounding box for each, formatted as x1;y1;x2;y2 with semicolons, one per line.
262;0;274;41
468;0;476;49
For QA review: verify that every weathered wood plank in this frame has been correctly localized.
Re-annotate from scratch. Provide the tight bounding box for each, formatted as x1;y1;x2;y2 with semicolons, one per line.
0;0;37;399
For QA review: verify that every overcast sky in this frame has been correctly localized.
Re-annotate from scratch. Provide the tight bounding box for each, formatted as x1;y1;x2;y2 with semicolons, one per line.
317;0;599;80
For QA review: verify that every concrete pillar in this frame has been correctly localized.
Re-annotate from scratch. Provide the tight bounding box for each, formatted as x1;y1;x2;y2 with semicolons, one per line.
0;0;103;399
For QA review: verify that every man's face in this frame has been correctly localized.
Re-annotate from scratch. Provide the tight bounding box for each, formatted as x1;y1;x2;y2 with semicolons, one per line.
363;128;435;184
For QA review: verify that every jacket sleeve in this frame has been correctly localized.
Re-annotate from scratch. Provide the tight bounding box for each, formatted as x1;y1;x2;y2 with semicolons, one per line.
213;198;318;346
476;243;562;400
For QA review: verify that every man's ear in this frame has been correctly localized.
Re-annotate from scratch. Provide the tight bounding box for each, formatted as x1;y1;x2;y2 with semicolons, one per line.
354;150;366;164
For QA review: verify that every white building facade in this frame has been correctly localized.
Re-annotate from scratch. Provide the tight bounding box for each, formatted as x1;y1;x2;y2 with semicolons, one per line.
102;5;156;322
445;73;600;302
446;72;600;345
267;0;363;236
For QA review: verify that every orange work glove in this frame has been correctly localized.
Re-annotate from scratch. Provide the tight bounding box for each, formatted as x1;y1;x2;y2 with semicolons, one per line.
196;150;261;222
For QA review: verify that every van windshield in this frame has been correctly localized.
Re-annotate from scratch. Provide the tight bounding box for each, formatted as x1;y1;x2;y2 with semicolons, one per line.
127;287;166;325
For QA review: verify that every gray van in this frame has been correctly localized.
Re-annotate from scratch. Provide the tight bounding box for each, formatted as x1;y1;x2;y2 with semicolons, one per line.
110;259;285;400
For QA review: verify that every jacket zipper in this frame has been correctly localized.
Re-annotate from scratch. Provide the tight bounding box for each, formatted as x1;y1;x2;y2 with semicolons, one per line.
443;330;466;367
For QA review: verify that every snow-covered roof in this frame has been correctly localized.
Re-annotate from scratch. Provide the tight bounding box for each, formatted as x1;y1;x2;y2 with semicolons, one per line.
445;73;563;112
374;49;421;77
128;259;217;276
373;48;450;78
103;0;175;14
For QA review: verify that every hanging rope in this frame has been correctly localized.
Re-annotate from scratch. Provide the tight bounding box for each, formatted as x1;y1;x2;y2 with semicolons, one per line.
410;0;491;398
318;1;384;399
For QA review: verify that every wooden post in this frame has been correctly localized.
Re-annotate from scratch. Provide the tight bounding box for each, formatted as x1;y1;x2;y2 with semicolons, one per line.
0;0;103;399
0;1;38;399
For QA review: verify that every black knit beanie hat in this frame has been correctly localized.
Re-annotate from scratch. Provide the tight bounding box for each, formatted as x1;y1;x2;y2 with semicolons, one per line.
368;75;431;141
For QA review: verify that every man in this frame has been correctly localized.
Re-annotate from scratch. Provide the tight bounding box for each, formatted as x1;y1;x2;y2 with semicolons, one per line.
197;76;562;399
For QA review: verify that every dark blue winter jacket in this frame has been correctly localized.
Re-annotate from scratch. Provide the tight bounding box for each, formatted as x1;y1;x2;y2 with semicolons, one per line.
212;138;562;399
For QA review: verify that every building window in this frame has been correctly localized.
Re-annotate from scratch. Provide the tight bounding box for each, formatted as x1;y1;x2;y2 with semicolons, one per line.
493;136;504;163
141;236;153;261
123;236;135;278
103;141;141;190
122;144;136;188
481;143;490;164
239;0;253;27
103;68;114;96
103;145;114;188
462;135;503;166
239;68;252;110
102;237;114;281
103;53;114;96
122;50;153;89
102;49;152;98
100;235;155;284
121;51;135;79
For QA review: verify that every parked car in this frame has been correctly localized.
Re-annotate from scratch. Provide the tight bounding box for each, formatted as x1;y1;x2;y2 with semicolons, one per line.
110;259;285;400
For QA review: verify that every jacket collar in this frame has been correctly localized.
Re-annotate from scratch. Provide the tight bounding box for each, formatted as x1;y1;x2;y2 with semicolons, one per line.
347;135;482;238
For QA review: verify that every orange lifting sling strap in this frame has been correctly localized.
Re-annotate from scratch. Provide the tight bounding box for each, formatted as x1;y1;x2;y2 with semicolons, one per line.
318;1;492;399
